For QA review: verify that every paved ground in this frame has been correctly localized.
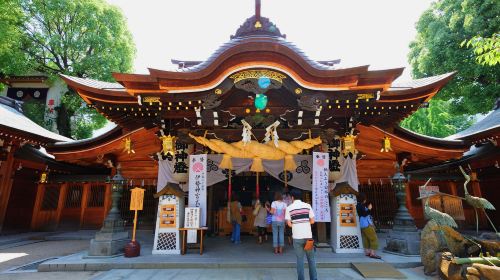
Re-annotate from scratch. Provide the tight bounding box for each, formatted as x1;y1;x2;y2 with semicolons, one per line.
0;231;434;279
92;267;436;280
0;268;436;280
0;240;89;272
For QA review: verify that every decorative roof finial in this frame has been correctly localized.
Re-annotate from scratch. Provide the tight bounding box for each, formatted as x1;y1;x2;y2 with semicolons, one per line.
255;0;261;21
255;0;262;28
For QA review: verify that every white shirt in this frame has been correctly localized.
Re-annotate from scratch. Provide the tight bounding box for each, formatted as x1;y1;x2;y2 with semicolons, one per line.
285;200;315;239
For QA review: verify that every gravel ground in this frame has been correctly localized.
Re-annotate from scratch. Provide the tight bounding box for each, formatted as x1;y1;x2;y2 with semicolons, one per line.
0;240;89;272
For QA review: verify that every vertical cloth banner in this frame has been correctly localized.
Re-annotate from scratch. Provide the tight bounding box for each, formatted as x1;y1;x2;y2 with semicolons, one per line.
312;152;331;222
188;154;207;227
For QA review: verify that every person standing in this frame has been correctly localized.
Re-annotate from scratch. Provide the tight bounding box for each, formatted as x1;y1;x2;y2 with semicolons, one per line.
253;199;268;244
356;193;381;259
230;193;242;244
283;191;293;245
268;192;287;254
285;189;317;280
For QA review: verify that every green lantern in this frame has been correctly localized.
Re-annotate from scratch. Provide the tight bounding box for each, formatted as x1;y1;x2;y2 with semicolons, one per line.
254;94;268;110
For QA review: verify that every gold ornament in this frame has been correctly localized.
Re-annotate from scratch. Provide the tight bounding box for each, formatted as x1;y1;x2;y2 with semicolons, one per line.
123;137;136;154
342;134;357;156
159;134;176;156
143;96;161;103
39;172;48;183
380;136;393;152
356;93;375;100
214;88;222;95
230;70;286;84
295;88;302;95
254;21;262;28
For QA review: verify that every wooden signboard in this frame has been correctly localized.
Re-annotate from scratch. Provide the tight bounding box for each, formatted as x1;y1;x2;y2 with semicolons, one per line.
129;187;145;241
130;187;145;211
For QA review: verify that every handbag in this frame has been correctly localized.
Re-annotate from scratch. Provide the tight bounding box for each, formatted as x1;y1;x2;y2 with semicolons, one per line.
266;212;272;225
304;239;314;251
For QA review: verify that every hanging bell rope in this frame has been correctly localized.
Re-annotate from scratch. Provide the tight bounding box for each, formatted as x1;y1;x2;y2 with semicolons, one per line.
251;158;265;199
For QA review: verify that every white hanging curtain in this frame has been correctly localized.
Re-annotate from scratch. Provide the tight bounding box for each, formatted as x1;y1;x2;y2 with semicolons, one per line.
332;155;360;191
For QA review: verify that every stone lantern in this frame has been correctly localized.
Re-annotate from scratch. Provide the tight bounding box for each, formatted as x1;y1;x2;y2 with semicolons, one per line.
384;164;420;256
88;166;130;257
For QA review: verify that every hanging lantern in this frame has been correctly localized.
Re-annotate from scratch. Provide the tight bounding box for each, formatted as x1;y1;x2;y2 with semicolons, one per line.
380;136;392;152
39;171;48;183
254;94;268;110
123;137;135;154
160;134;176;156
329;170;342;182
342;134;357;157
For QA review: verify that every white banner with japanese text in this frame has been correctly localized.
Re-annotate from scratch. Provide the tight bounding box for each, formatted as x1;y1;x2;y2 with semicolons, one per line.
312;152;331;222
188;154;207;226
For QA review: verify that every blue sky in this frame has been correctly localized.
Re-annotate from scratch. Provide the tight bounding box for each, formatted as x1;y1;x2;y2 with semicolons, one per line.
107;0;433;80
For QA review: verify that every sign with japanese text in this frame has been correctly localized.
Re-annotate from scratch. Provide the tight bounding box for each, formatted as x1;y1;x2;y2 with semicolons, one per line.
419;184;439;198
312;152;331;222
188;154;207;226
130;187;145;211
184;207;201;243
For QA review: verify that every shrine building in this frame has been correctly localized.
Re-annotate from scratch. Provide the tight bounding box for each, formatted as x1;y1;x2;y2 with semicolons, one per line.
0;1;498;239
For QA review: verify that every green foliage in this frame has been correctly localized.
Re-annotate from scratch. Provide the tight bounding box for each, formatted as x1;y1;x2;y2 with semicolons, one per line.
0;0;135;139
0;0;28;76
22;99;50;129
408;0;500;115
461;34;500;66
400;100;474;138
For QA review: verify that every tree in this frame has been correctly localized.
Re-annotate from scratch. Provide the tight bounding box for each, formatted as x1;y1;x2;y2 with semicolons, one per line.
408;0;500;116
0;0;135;139
400;99;474;138
462;34;500;66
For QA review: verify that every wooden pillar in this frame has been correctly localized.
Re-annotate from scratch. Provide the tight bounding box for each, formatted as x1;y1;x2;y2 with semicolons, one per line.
316;222;327;243
55;183;68;229
31;183;45;230
79;183;90;228
448;181;458;196
207;184;214;233
0;145;16;232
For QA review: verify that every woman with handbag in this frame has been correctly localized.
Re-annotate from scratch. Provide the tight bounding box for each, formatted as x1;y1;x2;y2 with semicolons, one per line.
253;199;268;244
356;193;381;259
268;192;287;254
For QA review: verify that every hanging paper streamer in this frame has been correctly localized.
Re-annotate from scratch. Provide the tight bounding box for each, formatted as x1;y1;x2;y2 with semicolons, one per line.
312;152;331;222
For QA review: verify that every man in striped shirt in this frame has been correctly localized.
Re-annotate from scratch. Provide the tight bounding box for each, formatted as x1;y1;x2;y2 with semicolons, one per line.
285;189;317;280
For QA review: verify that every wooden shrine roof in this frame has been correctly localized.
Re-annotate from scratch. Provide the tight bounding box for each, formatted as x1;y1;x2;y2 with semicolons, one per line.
447;98;500;145
0;96;71;145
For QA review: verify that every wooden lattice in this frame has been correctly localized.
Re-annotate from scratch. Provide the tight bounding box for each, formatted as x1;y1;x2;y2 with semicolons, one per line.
64;184;82;208
41;185;60;210
88;183;106;208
